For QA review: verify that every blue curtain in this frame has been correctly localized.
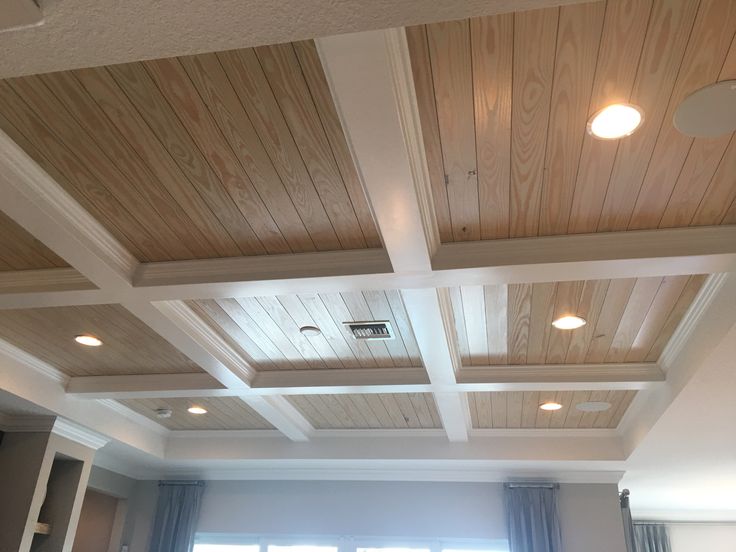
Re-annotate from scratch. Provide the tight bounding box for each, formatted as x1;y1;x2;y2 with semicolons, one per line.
634;524;672;552
504;485;562;552
620;490;636;552
149;481;205;552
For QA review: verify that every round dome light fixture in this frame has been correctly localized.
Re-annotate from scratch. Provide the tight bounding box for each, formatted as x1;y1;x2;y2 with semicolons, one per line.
187;405;207;415
587;103;643;140
575;401;611;413
674;80;736;138
74;334;103;347
539;401;563;412
552;315;587;330
299;325;322;337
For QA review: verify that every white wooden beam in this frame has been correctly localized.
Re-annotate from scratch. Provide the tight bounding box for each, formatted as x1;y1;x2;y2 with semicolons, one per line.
0;267;96;294
134;248;391;288
65;363;661;399
93;225;736;303
433;226;736;283
316;29;435;272
402;288;470;442
455;363;664;391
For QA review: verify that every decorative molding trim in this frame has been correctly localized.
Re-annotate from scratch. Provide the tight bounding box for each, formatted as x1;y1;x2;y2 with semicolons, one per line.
168;429;285;439
0;267;95;294
0;338;68;384
52;417;110;449
0;414;56;432
152;300;256;384
469;428;619;438
457;363;664;390
95;399;171;436
401;288;469;442
241;395;314;442
147;466;627;484
659;272;729;369
0;288;116;310
432;226;736;273
133;248;392;288
251;366;431;392
0;127;138;287
383;27;440;258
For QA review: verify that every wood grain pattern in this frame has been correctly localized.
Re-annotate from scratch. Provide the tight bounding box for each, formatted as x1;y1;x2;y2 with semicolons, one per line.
121;397;273;430
406;25;453;243
449;276;705;366
427;20;480;241
471;13;513;240
0;40;379;262
509;8;559;237
189;290;423;371
0;305;202;377
469;390;636;429
538;2;605;236
288;393;441;429
0;212;69;271
409;0;736;243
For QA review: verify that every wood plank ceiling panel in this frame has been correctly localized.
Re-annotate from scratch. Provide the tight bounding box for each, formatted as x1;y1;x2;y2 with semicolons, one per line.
0;305;203;376
288;393;442;429
120;397;274;430
408;0;736;242
448;275;705;366
468;389;636;429
0;40;380;262
189;289;424;371
0;211;69;271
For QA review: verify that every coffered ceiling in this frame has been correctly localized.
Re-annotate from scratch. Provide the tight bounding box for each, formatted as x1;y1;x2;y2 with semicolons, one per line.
0;0;734;493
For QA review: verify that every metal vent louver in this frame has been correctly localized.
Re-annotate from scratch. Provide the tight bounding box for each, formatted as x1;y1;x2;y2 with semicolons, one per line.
344;321;394;340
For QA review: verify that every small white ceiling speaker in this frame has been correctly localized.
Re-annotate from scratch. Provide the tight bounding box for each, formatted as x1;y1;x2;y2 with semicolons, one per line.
575;401;611;413
673;80;736;138
155;408;173;419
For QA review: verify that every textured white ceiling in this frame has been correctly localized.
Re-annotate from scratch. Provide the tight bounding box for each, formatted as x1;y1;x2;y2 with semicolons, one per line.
0;0;587;78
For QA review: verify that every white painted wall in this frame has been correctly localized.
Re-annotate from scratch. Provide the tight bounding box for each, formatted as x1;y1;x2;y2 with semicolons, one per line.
669;524;736;552
120;481;626;552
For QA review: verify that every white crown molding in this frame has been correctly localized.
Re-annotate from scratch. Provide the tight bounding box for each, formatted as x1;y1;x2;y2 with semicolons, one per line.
0;128;138;288
383;26;440;258
96;399;170;436
134;248;392;288
0;414;56;432
152;300;256;384
52;417;111;450
659;272;728;370
0;338;68;384
168;429;286;439
0;267;94;294
147;464;626;484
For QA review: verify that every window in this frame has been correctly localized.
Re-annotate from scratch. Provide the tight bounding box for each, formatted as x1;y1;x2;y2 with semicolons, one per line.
193;546;260;552
193;536;507;552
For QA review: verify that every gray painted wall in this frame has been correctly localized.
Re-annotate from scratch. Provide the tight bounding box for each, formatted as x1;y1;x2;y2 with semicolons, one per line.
120;480;627;552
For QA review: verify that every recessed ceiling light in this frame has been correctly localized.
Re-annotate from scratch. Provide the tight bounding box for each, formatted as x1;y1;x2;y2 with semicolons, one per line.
299;325;321;337
74;334;102;347
587;103;643;140
539;402;563;411
576;401;611;413
552;315;587;330
155;408;173;419
187;405;207;415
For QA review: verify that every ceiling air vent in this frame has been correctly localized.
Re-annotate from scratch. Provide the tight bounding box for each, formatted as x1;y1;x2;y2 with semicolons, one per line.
344;321;394;340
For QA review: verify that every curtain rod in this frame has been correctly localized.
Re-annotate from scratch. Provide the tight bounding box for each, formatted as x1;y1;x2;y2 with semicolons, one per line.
158;480;204;486
505;483;559;489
